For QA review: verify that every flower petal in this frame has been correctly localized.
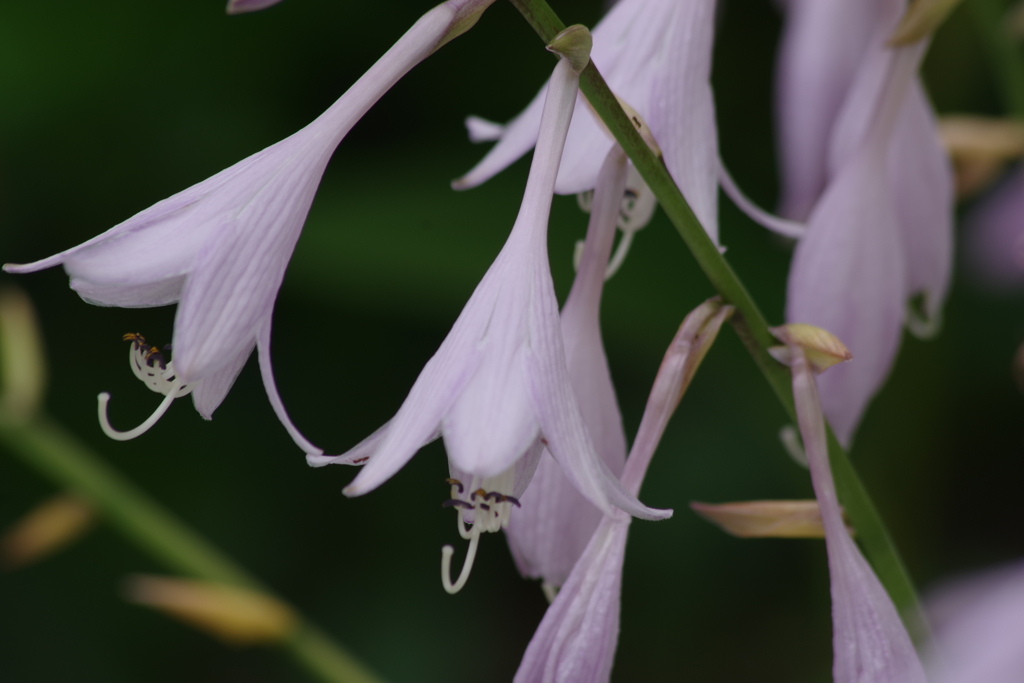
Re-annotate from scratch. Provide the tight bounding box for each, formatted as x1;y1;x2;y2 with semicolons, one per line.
774;0;892;219
514;515;629;683
255;323;321;455
790;346;927;683
890;80;954;337
191;337;256;420
644;0;719;243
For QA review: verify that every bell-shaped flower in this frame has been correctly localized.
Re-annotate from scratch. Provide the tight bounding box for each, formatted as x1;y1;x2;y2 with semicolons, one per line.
771;324;927;683
505;146;629;594
515;298;733;683
785;7;951;444
455;0;721;245
312;34;670;596
964;164;1024;290
4;0;496;454
926;559;1024;683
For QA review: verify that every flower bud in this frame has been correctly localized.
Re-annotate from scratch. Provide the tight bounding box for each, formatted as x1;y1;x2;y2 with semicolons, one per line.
547;25;592;75
1;495;94;569
124;575;296;646
690;499;853;539
769;324;852;374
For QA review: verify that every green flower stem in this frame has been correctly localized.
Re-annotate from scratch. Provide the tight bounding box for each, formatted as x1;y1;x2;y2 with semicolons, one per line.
971;0;1024;118
0;414;383;683
507;0;926;639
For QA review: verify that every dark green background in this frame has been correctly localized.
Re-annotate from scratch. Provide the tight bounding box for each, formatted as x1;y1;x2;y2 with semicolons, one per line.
0;0;1021;681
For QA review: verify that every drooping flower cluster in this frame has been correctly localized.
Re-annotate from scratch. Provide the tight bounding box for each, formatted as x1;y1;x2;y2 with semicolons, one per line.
5;0;991;680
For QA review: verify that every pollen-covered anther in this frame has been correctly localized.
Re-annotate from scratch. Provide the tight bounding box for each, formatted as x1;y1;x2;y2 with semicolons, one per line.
98;333;196;442
440;466;517;595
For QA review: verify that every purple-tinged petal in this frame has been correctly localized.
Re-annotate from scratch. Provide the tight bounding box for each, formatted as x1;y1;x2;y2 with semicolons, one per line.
927;560;1024;683
226;0;284;14
789;343;927;683
889;80;954;337
457;0;719;208
255;323;320;455
507;147;628;586
719;163;806;239
787;45;925;445
515;298;731;680
454;88;547;190
191;337;255;420
787;142;905;445
514;514;629;683
964;165;1024;289
645;0;719;242
774;0;891;219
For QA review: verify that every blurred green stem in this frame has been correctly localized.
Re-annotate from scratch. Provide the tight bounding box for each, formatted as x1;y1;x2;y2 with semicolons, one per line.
971;0;1024;117
0;415;383;683
508;0;926;641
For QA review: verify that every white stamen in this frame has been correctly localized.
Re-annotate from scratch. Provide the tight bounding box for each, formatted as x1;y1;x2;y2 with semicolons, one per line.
98;339;197;442
98;379;181;441
439;466;517;594
441;532;480;595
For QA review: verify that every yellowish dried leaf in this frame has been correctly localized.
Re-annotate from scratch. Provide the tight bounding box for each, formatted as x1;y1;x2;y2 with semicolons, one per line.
124;575;296;646
1;495;94;569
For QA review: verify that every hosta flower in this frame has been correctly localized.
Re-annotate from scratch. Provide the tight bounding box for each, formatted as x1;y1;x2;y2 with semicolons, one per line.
927;559;1024;683
4;0;495;453
771;324;926;683
785;1;953;444
456;0;721;245
505;146;629;594
516;299;733;683
313;33;670;595
964;164;1024;290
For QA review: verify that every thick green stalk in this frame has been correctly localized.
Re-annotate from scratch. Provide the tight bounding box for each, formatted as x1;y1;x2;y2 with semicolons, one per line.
0;415;383;683
971;0;1024;117
507;0;925;637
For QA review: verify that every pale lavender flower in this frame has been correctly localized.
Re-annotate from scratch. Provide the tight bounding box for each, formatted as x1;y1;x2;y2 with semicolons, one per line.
3;0;496;453
785;7;952;444
774;0;890;221
964;165;1024;289
926;559;1024;683
515;299;733;683
456;0;721;245
505;146;629;593
226;0;284;14
311;38;670;595
773;324;927;683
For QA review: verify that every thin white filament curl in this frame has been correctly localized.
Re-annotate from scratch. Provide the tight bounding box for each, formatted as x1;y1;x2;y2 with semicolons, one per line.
441;530;480;595
98;378;183;441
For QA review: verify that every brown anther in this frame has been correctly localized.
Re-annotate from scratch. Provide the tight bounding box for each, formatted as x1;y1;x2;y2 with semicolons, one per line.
444;477;464;494
471;488;487;501
441;499;473;510
479;503;491;511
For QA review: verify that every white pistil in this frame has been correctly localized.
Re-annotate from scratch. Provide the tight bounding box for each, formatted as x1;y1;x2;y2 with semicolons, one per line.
98;339;195;441
440;467;518;595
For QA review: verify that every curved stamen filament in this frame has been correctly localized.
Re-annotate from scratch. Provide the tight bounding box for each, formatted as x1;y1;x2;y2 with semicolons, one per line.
441;530;480;595
604;228;635;279
98;378;183;441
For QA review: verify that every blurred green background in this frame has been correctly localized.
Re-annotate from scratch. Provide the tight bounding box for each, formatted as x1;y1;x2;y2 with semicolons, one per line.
1;0;1022;681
